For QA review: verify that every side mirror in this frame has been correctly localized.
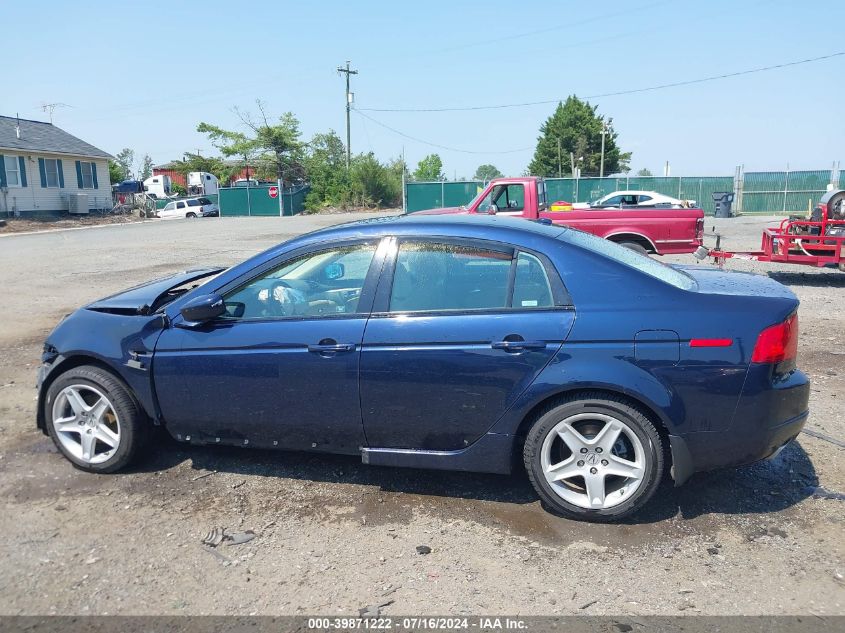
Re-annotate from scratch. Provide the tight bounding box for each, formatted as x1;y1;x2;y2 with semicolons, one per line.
324;262;345;281
487;204;498;215
180;293;226;323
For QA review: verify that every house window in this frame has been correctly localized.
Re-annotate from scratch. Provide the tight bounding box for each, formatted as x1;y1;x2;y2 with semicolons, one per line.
80;161;94;188
44;159;60;188
4;155;20;187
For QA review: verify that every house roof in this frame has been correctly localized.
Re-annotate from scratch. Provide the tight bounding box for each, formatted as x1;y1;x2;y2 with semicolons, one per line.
0;115;113;160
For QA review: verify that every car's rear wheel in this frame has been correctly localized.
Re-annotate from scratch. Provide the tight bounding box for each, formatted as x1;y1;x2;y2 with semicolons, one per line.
186;212;197;218
618;241;649;255
523;394;663;521
44;365;148;473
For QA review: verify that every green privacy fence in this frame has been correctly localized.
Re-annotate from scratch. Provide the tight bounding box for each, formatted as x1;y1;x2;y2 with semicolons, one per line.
544;177;734;215
406;169;840;216
218;185;309;217
405;181;485;212
740;170;833;214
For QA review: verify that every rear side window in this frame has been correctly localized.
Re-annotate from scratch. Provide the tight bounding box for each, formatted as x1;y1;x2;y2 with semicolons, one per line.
561;229;696;290
187;199;201;207
388;241;560;312
390;242;511;312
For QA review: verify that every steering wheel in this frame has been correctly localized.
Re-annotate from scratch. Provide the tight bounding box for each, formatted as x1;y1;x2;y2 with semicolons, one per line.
266;280;295;317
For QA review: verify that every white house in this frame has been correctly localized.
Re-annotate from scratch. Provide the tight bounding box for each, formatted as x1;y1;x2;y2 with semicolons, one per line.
0;115;113;216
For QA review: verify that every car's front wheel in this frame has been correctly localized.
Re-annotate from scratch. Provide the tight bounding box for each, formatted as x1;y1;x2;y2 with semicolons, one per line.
44;365;148;473
523;393;664;521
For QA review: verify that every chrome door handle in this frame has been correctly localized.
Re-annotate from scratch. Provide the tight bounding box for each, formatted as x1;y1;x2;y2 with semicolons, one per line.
308;342;356;354
491;340;546;352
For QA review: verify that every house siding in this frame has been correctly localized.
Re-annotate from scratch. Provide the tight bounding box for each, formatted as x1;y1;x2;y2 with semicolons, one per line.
0;151;111;215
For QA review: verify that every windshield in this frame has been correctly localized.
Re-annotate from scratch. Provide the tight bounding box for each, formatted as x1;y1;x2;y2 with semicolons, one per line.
560;229;696;290
464;186;489;210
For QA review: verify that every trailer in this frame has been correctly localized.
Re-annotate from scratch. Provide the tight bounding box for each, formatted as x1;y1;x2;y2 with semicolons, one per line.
706;189;845;271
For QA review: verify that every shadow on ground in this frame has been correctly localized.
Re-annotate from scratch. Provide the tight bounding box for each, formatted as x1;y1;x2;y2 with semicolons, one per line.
128;433;818;528
768;270;845;287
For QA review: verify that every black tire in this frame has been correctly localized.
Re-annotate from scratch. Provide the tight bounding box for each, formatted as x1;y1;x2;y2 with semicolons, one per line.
618;241;649;255
523;393;664;522
186;212;197;218
44;365;149;473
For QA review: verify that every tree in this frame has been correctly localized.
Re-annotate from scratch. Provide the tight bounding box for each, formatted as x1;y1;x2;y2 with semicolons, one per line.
636;168;653;177
303;130;350;210
114;148;134;181
198;101;304;187
528;96;631;177
108;161;124;184
473;164;503;181
349;153;402;208
138;154;154;181
413;154;444;181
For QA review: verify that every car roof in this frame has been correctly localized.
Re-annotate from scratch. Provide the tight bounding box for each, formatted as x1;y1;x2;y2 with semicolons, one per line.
286;214;569;252
603;190;669;197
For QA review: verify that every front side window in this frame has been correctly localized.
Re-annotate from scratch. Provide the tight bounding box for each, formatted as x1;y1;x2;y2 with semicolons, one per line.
390;242;512;312
80;161;94;188
600;195;623;207
4;155;20;187
44;159;60;188
164;202;175;211
224;243;378;319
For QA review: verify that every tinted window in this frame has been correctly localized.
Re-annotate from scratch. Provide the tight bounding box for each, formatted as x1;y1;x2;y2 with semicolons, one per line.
601;195;623;206
638;195;653;203
561;229;696;290
197;198;211;204
187;199;201;207
513;252;553;308
390;242;511;312
224;244;377;319
176;201;185;209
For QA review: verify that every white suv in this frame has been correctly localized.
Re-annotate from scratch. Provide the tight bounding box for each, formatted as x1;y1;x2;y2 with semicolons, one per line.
156;197;219;219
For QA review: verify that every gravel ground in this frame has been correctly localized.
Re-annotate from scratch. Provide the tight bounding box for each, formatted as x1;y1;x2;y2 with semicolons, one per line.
0;214;842;616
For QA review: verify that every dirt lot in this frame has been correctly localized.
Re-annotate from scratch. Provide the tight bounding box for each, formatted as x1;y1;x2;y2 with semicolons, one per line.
0;214;842;616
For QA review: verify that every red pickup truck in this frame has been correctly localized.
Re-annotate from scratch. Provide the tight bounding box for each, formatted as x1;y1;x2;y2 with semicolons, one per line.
417;177;704;255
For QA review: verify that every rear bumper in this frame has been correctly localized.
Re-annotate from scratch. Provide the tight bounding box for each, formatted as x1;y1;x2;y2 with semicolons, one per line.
671;367;810;483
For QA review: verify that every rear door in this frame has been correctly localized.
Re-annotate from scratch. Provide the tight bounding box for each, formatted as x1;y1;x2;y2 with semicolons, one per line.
360;237;574;451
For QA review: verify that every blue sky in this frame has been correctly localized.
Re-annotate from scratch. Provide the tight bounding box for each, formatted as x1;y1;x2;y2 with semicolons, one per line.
2;0;843;178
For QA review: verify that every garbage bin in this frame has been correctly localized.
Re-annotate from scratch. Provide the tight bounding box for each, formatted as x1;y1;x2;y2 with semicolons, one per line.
712;192;735;218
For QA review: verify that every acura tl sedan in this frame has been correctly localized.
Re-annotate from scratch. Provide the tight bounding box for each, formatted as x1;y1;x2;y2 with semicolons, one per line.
36;216;809;521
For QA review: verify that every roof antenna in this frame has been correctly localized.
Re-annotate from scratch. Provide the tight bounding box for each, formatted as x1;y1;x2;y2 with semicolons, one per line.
40;102;70;124
15;113;20;139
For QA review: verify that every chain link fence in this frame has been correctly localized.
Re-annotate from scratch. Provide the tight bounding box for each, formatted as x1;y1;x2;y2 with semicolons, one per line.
406;166;841;216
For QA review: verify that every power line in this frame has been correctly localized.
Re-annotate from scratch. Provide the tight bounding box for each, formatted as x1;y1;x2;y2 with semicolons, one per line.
358;50;845;113
352;109;531;155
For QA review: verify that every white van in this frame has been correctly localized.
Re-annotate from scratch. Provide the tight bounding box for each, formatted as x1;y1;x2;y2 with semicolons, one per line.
143;175;172;198
187;172;219;196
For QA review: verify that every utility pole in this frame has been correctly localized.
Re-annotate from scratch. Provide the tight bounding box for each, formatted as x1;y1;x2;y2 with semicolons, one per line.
337;61;358;170
599;121;607;178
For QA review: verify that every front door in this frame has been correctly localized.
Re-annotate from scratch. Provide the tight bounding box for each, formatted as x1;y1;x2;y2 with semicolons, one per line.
154;240;384;453
360;238;574;451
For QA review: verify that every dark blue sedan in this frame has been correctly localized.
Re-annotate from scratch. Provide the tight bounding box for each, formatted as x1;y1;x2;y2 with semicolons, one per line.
36;216;810;521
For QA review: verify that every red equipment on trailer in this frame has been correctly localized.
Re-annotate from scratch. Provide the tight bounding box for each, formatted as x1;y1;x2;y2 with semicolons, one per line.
707;189;845;271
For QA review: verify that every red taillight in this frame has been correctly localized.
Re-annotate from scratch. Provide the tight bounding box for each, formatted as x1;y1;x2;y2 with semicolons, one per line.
751;313;799;364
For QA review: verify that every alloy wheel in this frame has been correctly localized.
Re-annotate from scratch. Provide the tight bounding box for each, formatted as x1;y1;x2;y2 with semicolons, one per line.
51;385;121;465
540;412;645;510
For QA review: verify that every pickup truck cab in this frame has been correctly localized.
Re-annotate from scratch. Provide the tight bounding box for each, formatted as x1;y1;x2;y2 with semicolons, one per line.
418;177;704;255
